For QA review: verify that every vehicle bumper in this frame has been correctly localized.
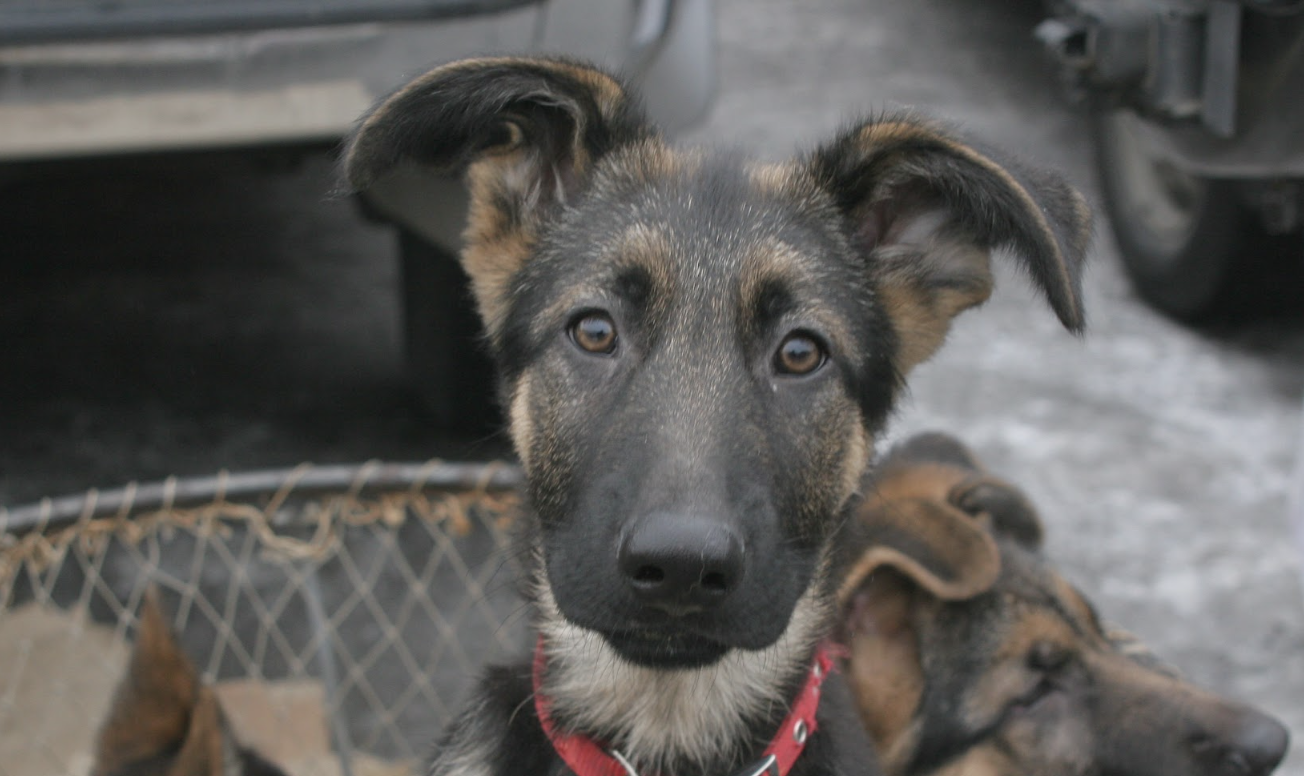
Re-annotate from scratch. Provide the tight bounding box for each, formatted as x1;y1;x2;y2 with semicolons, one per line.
0;8;541;161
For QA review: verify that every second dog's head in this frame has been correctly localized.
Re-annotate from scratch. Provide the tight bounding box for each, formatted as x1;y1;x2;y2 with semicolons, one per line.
343;57;1091;670
839;433;1290;776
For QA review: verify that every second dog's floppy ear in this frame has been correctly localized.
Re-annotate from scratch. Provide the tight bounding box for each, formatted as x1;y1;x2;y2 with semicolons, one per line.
807;115;1092;374
949;474;1046;550
839;491;1001;606
342;57;653;339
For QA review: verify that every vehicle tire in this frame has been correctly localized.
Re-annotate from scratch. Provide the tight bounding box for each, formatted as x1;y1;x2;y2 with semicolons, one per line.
399;229;500;432
1092;108;1302;323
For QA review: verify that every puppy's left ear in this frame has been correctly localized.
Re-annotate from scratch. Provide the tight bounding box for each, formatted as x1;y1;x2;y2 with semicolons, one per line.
807;115;1092;373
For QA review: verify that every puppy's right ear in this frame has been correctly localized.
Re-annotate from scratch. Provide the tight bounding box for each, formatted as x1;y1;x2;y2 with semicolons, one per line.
342;57;654;340
806;116;1091;375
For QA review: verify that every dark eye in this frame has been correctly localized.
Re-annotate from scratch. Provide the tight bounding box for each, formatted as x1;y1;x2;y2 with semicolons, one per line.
1027;642;1072;673
1008;643;1073;714
570;311;618;355
774;332;826;376
1010;676;1057;714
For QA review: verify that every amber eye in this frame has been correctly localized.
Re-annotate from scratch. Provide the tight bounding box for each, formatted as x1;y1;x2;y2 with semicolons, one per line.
570;312;618;354
774;332;826;375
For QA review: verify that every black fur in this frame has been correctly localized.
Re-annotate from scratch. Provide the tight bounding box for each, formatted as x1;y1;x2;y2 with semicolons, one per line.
344;57;652;193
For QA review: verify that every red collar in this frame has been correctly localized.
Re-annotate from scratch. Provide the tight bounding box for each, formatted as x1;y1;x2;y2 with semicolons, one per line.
532;636;838;776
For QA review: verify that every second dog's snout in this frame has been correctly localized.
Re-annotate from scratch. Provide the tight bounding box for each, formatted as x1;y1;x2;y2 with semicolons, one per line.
619;515;744;614
1193;707;1290;776
1222;711;1289;776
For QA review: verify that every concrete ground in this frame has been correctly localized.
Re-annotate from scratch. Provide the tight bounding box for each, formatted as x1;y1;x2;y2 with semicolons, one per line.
1;0;1302;771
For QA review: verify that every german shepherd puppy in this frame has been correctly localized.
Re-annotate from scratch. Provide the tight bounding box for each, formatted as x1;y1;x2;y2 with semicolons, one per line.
839;433;1291;776
92;593;286;776
342;57;1092;775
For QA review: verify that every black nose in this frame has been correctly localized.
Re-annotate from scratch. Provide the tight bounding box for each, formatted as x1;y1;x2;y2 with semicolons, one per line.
1197;709;1290;776
1228;712;1289;776
618;514;744;615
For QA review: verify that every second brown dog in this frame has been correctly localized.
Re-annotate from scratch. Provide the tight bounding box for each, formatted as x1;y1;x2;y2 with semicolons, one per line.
839;432;1290;776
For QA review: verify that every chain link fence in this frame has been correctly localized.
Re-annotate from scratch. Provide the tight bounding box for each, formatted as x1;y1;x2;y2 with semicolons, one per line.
0;461;529;776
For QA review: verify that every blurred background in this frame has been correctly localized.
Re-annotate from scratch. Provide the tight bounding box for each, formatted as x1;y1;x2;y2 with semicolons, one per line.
1;0;1302;773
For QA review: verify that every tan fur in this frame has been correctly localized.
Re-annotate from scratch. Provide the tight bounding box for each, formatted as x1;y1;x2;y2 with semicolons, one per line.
461;157;540;341
609;138;698;182
735;237;808;293
929;746;1014;776
844;577;925;774
94;594;202;775
869;462;968;506
540;61;626;120
738;238;862;364
464;144;690;346
523;224;678;348
612;222;675;265
839;424;873;509
837;464;1001;605
537;565;833;773
746;161;801;193
166;687;229;776
507;374;535;473
838;507;999;604
878;282;955;375
875;241;994;375
1053;577;1107;647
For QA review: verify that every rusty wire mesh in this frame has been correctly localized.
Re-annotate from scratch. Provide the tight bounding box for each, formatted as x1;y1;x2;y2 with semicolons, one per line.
0;461;529;776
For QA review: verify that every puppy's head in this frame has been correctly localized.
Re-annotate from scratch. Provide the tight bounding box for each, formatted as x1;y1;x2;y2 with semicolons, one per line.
92;592;286;776
839;433;1290;776
344;58;1091;669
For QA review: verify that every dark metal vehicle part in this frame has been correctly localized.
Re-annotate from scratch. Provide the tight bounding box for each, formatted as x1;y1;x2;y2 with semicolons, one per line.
1038;0;1304;322
0;0;717;426
0;0;534;44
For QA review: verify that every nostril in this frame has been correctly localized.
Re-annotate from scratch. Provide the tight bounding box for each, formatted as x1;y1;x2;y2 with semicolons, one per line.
701;572;728;593
1223;752;1252;776
633;565;665;585
1232;714;1290;776
1194;711;1290;776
